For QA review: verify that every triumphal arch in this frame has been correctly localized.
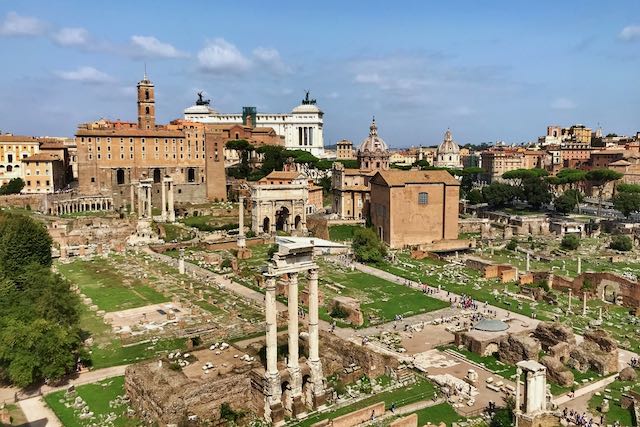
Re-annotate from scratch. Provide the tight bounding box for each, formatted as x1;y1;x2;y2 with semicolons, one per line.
262;241;325;424
250;175;308;235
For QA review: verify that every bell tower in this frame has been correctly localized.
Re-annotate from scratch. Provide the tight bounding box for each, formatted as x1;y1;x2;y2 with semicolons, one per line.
137;72;155;130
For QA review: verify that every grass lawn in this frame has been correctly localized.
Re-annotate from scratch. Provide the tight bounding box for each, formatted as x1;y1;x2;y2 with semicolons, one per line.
45;376;140;427
180;214;238;232
317;259;449;326
412;403;465;427
57;256;167;312
328;224;363;241
90;337;187;369
294;378;436;427
588;380;637;427
161;223;194;242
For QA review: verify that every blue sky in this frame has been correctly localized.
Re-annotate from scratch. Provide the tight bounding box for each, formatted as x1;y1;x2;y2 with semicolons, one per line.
0;0;639;148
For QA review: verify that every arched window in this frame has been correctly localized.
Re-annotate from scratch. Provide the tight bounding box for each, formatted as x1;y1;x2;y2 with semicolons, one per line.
6;165;12;172
145;106;150;115
116;169;125;185
145;89;149;100
187;168;195;183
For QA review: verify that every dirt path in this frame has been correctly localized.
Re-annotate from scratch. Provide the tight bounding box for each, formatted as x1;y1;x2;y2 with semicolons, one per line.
18;397;62;427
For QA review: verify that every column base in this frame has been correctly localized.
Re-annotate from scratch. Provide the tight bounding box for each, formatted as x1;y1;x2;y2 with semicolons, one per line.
267;401;285;426
312;392;327;410
292;395;307;419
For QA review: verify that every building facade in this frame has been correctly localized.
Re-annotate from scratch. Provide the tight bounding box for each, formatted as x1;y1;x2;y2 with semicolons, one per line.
336;139;355;160
369;170;460;249
433;129;462;169
332;119;390;220
76;75;227;210
22;153;66;193
184;92;325;157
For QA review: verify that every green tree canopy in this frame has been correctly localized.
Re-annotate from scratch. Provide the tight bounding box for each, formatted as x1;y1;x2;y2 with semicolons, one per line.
610;235;632;252
0;178;25;195
351;228;387;264
561;234;580;250
0;212;52;279
466;189;484;205
502;168;549;182
613;191;640;218
522;176;552;209
586;168;623;216
616;183;640;193
481;182;521;209
554;189;583;214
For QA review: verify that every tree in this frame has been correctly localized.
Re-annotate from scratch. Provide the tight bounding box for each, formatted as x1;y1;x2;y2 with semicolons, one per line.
613;191;640;218
502;168;548;186
482;183;520;209
0;178;25;195
226;139;254;179
257;145;287;174
585;169;623;217
522;176;552;209
554;189;583;214
459;167;484;194
617;183;640;194
561;234;580;250
610;235;632;252
352;228;387;264
466;189;484;205
0;212;52;279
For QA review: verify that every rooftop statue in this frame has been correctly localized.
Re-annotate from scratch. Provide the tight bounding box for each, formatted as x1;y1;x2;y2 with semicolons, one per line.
196;91;211;106
302;90;317;105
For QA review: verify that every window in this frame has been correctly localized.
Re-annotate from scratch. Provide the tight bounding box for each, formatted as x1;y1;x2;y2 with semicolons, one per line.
145;106;150;115
418;192;428;205
91;177;95;183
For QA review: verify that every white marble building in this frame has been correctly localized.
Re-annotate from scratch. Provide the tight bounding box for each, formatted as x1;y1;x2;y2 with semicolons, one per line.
184;92;325;157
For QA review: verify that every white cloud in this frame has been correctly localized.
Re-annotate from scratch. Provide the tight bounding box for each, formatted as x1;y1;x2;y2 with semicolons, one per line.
197;38;251;74
551;97;576;110
55;66;114;84
619;25;640;41
0;12;46;36
52;27;89;46
252;47;292;74
131;35;188;58
354;73;383;84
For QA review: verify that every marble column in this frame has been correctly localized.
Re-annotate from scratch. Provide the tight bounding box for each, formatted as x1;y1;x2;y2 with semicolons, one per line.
146;186;152;219
307;268;325;405
264;276;281;405
161;178;167;221
178;248;185;275
137;184;143;218
526;252;530;272
130;182;136;214
567;289;572;313
238;196;246;248
288;273;302;396
514;367;522;427
577;257;582;275
167;179;175;222
582;292;587;316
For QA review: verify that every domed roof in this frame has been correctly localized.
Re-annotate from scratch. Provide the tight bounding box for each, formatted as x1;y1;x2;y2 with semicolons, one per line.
437;129;460;154
184;104;218;115
292;103;321;114
358;118;388;153
473;319;509;332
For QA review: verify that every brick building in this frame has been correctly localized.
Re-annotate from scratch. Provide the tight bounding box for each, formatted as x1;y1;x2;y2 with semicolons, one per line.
76;75;227;209
369;170;460;248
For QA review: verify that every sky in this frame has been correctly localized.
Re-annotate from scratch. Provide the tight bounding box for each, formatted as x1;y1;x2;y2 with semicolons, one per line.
0;1;639;148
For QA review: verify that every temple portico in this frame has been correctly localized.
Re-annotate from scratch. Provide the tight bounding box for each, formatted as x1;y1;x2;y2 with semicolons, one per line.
263;242;325;425
52;196;113;216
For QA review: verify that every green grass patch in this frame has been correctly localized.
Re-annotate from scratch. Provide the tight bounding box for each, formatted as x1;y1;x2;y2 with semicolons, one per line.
90;337;187;369
445;346;516;379
180;215;238;232
57;257;167;312
294;378;436;427
328;224;363;241
44;376;139;427
588;380;636;427
412;403;465;427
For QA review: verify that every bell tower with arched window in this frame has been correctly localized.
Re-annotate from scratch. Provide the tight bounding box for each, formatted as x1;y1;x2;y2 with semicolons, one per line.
137;73;155;130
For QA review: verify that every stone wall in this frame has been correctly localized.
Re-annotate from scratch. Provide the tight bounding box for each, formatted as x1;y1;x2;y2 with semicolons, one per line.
307;214;329;240
389;413;418;427
317;330;398;379
548;271;640;310
126;362;262;426
0;193;47;211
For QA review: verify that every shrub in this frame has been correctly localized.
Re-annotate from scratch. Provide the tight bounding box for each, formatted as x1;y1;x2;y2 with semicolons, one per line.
352;227;387;264
330;305;349;319
220;259;232;269
246;230;256;238
561;234;580;250
506;238;518;251
610;235;632;252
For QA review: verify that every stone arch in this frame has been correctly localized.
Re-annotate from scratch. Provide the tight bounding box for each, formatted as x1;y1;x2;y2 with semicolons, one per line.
187;168;196;183
599;281;621;304
294;215;302;231
276;206;290;232
263;217;270;234
153;168;162;183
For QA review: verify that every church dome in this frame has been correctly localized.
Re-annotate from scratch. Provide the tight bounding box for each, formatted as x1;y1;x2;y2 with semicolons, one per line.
358;118;388;153
437;129;460;154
